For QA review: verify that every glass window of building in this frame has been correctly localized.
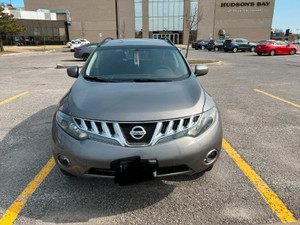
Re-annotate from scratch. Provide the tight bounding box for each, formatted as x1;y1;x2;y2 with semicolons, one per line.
148;0;184;44
134;0;143;38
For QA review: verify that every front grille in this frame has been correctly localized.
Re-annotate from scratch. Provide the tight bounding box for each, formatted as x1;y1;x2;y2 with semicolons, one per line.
73;115;200;147
119;123;156;145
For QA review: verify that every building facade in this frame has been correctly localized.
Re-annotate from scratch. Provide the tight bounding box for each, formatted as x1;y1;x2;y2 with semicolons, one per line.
2;4;68;45
24;0;275;44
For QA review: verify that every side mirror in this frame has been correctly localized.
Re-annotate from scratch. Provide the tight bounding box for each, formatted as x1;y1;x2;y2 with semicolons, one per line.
67;66;79;78
195;64;208;76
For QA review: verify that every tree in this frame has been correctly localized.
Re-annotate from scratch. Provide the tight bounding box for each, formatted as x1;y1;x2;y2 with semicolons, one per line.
184;5;202;58
0;5;25;51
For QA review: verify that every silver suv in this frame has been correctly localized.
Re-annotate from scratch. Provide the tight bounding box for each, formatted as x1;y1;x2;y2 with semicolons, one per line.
51;39;222;184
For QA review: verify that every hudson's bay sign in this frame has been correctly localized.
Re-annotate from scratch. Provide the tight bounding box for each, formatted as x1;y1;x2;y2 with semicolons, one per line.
221;2;271;7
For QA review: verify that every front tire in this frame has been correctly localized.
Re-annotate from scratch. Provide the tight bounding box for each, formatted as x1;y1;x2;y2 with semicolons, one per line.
269;50;275;56
208;49;212;51
233;47;238;53
290;49;296;55
201;46;205;50
214;47;219;51
250;46;255;52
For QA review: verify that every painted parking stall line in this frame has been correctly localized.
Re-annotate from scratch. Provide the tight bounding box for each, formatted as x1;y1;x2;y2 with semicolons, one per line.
0;92;29;106
222;139;298;223
0;157;55;225
254;89;300;108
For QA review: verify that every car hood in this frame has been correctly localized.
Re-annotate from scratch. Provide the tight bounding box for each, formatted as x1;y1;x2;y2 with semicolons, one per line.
64;75;205;121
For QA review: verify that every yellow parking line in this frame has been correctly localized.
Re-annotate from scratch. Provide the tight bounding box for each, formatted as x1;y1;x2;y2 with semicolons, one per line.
254;89;300;108
0;157;55;225
222;139;298;223
0;92;29;106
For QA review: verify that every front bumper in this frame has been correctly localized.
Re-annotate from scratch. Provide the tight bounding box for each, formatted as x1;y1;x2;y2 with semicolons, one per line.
51;116;222;178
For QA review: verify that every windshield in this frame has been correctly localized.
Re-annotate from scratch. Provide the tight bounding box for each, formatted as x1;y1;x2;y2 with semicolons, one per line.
84;46;189;82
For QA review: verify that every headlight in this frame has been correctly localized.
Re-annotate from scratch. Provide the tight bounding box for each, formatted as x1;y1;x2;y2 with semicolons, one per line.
188;107;218;137
56;111;88;140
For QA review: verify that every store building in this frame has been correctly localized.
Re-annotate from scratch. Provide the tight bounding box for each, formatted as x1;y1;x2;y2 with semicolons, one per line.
1;2;69;45
23;0;275;44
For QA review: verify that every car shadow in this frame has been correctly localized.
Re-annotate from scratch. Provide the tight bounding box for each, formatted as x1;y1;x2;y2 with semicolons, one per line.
60;59;84;62
0;105;182;223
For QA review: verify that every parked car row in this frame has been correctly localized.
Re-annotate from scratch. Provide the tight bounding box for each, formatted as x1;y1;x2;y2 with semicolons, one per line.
192;39;298;56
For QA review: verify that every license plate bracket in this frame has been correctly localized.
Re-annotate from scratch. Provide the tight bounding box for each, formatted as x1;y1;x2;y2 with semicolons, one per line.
111;156;157;185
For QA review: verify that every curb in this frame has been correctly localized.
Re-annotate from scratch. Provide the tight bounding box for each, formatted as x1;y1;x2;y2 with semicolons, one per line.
56;64;84;69
1;49;55;57
189;61;223;67
3;46;68;50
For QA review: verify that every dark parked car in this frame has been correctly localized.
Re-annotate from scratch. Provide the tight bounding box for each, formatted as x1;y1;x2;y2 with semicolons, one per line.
195;40;209;50
223;39;256;53
192;40;201;48
74;43;98;60
206;40;225;51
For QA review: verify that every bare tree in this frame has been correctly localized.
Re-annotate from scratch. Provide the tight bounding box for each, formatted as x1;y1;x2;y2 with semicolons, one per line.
80;21;86;38
184;6;202;58
38;20;46;50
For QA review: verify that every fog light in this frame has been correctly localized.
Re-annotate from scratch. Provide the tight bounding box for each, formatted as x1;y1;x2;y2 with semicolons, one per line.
58;155;71;168
204;149;218;165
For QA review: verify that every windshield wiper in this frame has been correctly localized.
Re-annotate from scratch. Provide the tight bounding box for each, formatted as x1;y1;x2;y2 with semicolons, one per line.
84;76;114;82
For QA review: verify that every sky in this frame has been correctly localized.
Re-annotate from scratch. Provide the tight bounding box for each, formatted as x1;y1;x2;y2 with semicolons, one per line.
2;0;300;34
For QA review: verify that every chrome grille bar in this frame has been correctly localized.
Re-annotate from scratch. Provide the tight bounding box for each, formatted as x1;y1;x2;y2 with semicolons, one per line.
73;114;200;147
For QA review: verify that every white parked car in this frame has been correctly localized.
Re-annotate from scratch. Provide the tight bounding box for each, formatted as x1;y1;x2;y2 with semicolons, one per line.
67;39;90;48
79;39;90;45
293;39;300;44
70;40;84;51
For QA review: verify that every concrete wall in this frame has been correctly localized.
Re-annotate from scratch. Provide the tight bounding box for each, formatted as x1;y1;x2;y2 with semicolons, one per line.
24;0;120;42
197;0;274;42
197;0;216;40
117;0;135;39
214;0;275;42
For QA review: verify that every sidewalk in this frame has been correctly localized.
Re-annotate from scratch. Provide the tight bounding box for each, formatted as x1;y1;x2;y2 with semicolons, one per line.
3;45;67;50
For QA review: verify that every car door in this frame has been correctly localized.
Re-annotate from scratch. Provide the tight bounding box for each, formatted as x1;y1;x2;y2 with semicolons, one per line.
281;42;291;54
276;42;285;54
241;39;249;50
235;39;244;49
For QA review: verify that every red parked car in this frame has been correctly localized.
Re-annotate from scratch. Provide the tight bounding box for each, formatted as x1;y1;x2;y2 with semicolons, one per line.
255;40;297;56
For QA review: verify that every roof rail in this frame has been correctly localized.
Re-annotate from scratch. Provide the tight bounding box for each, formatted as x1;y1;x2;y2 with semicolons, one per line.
163;36;175;47
97;37;114;48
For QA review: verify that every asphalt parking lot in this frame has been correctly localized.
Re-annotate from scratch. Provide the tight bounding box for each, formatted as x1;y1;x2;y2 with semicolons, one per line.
0;47;299;224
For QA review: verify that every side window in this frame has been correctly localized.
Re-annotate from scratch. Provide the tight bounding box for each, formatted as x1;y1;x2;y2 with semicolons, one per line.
236;40;242;43
281;42;288;46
